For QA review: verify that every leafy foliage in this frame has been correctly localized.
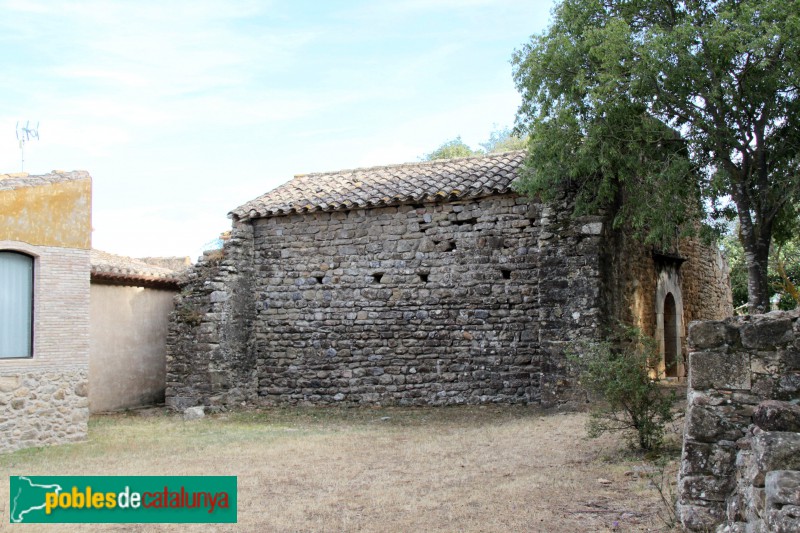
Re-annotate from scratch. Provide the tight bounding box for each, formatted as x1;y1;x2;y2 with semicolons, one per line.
512;0;800;312
421;136;482;161
570;327;676;451
479;127;528;153
421;128;527;161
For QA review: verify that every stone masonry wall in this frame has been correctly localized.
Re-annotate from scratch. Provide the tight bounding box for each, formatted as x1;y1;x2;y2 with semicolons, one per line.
0;370;88;454
602;230;733;376
165;222;255;410
0;243;90;453
677;309;800;532
680;238;734;325
252;193;604;407
536;200;606;405
166;193;606;408
165;190;734;409
604;232;732;338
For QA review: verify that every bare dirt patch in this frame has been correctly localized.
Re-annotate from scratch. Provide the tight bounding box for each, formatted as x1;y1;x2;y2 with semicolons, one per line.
0;406;679;532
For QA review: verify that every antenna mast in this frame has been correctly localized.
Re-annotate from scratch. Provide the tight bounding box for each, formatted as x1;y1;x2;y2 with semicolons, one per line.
16;121;40;172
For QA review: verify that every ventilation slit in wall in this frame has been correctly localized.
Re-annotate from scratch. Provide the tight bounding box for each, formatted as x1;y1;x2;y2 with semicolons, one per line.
452;217;478;226
501;269;511;280
419;273;429;283
372;272;384;283
315;275;324;284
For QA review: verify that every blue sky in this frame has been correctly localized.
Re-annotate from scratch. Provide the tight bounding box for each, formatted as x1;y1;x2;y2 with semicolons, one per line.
0;0;555;259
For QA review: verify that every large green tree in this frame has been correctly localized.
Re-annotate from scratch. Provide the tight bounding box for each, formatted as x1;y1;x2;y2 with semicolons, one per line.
512;0;800;313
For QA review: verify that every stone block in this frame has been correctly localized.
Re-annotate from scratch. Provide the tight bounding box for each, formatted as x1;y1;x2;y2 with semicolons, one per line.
679;474;734;502
778;374;800;396
682;441;737;477
167;396;198;410
580;222;602;235
752;433;800;486
686;405;743;443
0;376;19;393
183;406;205;420
743;485;766;516
209;291;228;303
74;381;88;397
753;401;800;432
689;350;750;391
765;506;800;533
741;318;794;350
766;470;800;508
781;347;800;371
678;503;725;531
750;351;780;374
689;321;727;350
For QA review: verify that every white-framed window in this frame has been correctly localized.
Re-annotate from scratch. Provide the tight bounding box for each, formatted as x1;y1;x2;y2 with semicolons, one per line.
0;251;34;358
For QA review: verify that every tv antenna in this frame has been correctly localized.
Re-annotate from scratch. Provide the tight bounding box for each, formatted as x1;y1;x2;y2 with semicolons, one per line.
16;121;40;172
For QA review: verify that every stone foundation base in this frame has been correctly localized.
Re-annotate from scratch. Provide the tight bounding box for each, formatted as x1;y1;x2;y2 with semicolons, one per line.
0;368;89;454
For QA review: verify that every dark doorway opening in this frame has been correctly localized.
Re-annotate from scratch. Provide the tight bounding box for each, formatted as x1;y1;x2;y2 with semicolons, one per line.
664;293;678;377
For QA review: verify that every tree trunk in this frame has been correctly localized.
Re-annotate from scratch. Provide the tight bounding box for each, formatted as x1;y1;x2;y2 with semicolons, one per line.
735;181;773;314
743;237;771;314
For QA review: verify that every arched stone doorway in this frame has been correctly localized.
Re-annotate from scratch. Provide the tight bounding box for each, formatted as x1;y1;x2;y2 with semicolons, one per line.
654;258;685;379
663;293;678;377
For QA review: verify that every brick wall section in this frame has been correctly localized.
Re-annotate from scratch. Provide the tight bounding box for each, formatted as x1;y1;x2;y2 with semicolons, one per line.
0;242;90;453
677;309;800;531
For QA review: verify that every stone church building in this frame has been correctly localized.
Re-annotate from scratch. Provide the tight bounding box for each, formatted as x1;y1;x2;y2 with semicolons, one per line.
166;151;732;409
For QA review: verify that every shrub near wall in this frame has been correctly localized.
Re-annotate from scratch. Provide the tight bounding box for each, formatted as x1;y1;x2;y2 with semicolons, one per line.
678;309;800;532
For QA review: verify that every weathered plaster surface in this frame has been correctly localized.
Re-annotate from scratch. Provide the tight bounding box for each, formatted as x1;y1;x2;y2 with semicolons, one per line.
89;284;176;412
0;177;91;249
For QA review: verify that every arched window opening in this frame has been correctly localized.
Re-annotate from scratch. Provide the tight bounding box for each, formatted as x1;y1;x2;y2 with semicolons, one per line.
663;293;678;377
0;251;34;358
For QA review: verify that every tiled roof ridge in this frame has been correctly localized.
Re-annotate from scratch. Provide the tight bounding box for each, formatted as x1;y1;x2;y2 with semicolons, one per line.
90;249;182;287
295;150;525;178
231;150;526;221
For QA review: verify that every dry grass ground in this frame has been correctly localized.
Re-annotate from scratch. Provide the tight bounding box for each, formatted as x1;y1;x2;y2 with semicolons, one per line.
0;406;681;532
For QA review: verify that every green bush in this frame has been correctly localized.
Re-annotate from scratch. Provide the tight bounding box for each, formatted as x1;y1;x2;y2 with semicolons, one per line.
570;327;676;451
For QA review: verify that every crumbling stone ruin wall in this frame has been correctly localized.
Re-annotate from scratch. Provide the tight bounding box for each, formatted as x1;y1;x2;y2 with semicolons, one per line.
166;223;257;409
678;309;800;532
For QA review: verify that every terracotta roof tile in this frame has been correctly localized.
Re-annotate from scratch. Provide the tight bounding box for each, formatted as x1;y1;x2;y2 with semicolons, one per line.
90;249;183;287
230;151;525;221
